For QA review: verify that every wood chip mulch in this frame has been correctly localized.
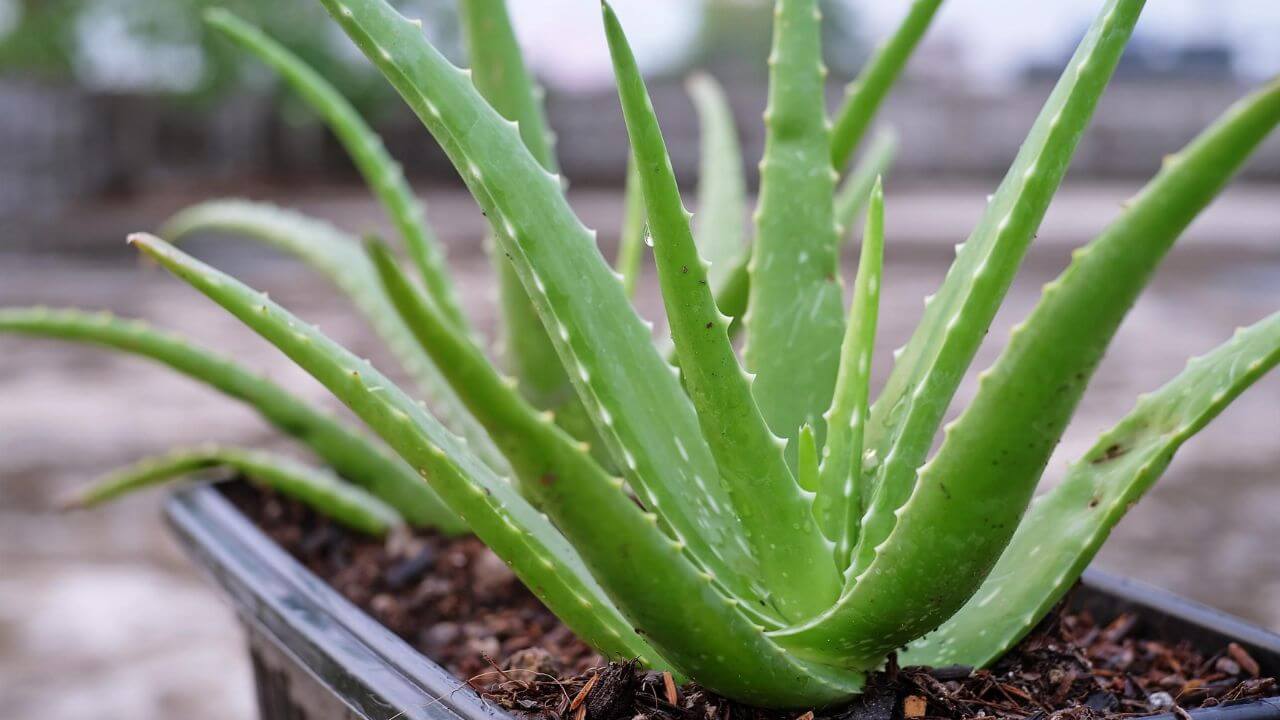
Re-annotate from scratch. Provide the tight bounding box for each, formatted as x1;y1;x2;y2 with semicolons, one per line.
226;483;1277;720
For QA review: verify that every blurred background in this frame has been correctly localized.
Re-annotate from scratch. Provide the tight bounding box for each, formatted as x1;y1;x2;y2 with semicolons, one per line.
1;0;1278;718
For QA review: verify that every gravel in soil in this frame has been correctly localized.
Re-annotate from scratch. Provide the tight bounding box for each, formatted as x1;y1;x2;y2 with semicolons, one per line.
224;483;1276;720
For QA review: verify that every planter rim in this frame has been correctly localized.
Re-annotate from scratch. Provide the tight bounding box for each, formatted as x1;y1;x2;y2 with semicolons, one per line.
164;484;1280;720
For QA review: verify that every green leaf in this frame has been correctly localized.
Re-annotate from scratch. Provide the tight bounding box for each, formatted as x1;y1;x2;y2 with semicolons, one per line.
457;0;558;170
745;0;845;462
128;232;667;670
69;445;403;536
708;127;895;351
315;0;767;609
368;237;571;504
774;0;1148;667
369;238;858;697
814;178;884;567
204;8;467;329
458;0;615;472
893;78;1280;665
848;0;1146;594
615;154;647;298
458;0;575;413
714;259;751;340
604;2;839;622
904;310;1280;668
161;199;508;473
796;424;819;493
829;0;942;172
0;307;463;532
688;72;748;292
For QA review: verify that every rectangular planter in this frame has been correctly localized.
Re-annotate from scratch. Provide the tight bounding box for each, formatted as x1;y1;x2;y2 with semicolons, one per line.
165;484;1280;720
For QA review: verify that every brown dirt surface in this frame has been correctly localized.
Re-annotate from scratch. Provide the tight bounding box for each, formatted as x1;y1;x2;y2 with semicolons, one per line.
224;483;1277;720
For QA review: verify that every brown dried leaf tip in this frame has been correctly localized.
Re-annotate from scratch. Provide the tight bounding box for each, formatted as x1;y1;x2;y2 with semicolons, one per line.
1228;643;1261;678
570;671;600;712
662;671;678;705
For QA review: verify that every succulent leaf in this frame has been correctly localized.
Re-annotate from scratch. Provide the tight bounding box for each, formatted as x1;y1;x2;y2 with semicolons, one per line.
161;199;507;472
709;126;895;348
369;237;873;699
848;0;1145;594
314;0;766;608
135;232;866;706
883;78;1280;664
746;0;845;461
688;72;748;293
814;179;883;566
905;310;1280;667
604;2;839;622
0;307;463;532
71;446;403;535
368;237;581;505
204;9;466;329
796;424;819;493
128;233;670;669
829;0;942;172
458;0;587;432
615;154;647;298
775;0;1147;666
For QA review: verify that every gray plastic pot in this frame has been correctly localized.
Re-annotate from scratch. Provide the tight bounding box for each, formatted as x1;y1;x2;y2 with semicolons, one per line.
165;484;1280;720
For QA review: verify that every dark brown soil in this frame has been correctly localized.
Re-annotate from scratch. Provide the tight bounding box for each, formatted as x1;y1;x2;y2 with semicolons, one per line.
223;483;1277;720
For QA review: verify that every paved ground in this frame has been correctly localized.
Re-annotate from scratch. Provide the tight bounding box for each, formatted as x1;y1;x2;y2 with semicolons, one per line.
1;182;1278;719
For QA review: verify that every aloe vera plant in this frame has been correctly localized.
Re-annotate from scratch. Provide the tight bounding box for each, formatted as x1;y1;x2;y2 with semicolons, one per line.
8;0;1280;709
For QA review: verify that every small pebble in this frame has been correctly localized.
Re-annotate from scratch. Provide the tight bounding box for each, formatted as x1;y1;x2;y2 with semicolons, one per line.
1215;657;1242;676
383;545;436;590
1149;691;1175;709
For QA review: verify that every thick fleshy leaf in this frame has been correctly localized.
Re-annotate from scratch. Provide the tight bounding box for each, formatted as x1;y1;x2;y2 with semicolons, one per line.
314;0;766;608
848;0;1146;593
205;8;466;329
458;0;583;430
615;154;647;298
604;3;839;622
905;311;1280;667
814;179;884;567
371;238;871;701
135;232;864;707
710;126;896;346
829;0;942;172
162;199;507;472
896;79;1280;665
745;0;845;461
774;0;1148;666
70;445;402;535
688;72;748;292
0;307;463;532
129;232;667;668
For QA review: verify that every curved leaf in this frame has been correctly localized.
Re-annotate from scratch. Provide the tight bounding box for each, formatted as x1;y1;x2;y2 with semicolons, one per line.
745;0;845;462
829;0;942;172
905;311;1280;667
129;232;669;670
162;199;508;473
70;445;402;535
605;5;838;622
0;307;463;532
205;9;466;329
314;0;767;609
133;232;864;707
